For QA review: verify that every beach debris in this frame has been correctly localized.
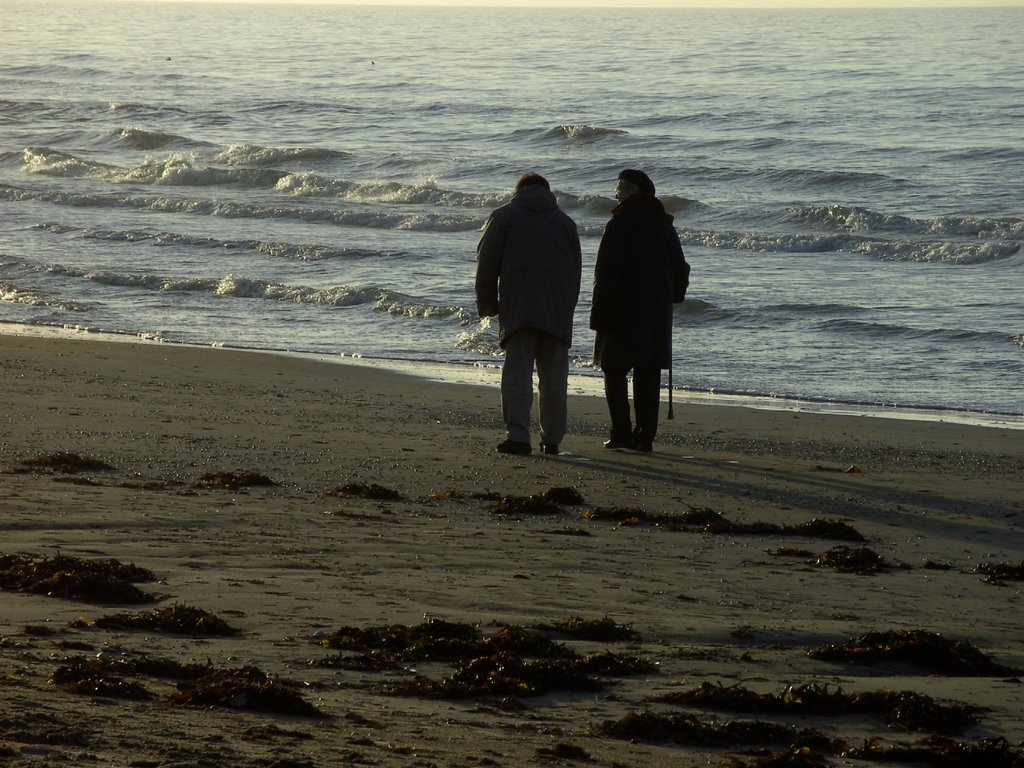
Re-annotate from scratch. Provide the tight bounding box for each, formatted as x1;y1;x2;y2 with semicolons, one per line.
312;618;654;702
51;657;152;700
594;711;842;752
842;734;1024;766
543;486;586;505
12;451;114;474
720;747;832;768
532;615;641;642
658;681;978;735
488;493;564;516
93;603;238;635
812;464;862;474
808;629;1021;677
196;471;277;491
317;620;574;662
388;652;604;699
535;742;594;762
0;552;157;604
324;482;402;500
581;506;866;542
544;527;593;537
50;654;322;716
54;653;214;682
813;546;901;574
976;561;1024;583
170;666;327;718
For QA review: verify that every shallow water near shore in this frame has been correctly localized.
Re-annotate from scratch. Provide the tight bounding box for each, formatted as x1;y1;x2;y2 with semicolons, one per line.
1;1;1021;417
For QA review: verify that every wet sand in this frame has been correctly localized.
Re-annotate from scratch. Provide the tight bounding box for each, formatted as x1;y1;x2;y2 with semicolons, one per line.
2;332;1023;767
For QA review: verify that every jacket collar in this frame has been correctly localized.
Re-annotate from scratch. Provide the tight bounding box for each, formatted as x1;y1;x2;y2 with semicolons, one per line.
612;192;665;217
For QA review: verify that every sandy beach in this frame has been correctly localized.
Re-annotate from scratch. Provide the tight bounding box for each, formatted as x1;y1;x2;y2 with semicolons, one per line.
2;332;1023;768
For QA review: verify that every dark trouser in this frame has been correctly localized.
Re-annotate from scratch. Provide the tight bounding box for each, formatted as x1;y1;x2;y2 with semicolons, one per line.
602;366;661;445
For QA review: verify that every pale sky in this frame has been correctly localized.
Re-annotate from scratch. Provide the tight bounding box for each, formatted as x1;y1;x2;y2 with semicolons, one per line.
135;0;1024;5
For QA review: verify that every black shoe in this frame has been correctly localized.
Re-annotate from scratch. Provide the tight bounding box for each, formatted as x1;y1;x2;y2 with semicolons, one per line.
540;443;559;455
629;441;653;453
603;437;633;450
496;439;531;455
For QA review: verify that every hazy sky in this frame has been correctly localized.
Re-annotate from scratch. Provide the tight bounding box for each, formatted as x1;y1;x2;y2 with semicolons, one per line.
137;0;1024;5
243;0;1024;6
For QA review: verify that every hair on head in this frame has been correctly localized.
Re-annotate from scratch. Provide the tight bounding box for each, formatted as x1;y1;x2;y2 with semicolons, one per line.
516;172;550;192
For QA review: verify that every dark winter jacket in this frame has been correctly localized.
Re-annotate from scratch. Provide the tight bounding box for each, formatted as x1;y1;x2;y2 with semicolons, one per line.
475;185;582;348
590;193;689;369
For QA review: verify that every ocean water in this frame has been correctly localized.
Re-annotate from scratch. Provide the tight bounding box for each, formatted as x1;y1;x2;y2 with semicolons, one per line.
2;1;1022;420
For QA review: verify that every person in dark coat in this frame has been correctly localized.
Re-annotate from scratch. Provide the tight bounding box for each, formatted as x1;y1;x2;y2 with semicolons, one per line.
590;169;689;452
476;172;582;456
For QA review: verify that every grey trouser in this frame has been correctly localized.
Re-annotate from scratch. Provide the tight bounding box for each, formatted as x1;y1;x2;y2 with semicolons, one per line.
501;328;569;446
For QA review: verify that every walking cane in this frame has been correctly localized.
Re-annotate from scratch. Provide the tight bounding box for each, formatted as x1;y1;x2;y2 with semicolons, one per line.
667;362;674;420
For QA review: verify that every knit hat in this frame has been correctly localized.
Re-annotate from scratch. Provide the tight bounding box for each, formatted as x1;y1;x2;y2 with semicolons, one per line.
617;168;655;196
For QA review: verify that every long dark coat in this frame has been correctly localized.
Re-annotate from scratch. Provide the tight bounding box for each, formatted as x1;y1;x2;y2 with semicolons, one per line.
590;193;689;370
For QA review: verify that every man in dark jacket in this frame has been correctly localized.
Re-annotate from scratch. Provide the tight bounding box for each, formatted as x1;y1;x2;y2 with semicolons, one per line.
590;169;689;452
476;172;582;456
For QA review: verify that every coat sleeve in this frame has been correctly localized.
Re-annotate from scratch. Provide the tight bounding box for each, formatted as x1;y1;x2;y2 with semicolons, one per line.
475;213;503;316
589;221;621;331
668;224;690;303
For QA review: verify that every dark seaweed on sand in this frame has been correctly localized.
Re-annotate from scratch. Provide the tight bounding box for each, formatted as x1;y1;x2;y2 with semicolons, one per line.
594;711;843;752
196;471;277;491
14;451;114;474
535;742;594;762
56;653;214;682
0;553;157;604
659;682;978;735
976;561;1024;583
314;619;654;701
51;658;152;700
170;666;326;718
325;482;402;500
844;735;1024;767
388;652;603;699
543;487;586;505
488;494;564;516
814;546;902;574
809;630;1022;677
720;748;832;768
317;618;479;652
533;615;641;643
93;603;238;635
317;621;575;662
580;507;865;542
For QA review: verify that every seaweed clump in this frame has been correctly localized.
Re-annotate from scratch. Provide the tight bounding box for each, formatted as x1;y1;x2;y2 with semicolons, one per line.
51;658;152;700
844;735;1024;767
580;506;865;542
324;482;402;500
814;546;898;574
976;561;1024;583
14;452;114;474
659;681;978;735
488;494;564;516
533;615;640;643
720;748;832;768
594;711;841;752
170;666;326;718
93;603;238;635
0;553;157;604
809;629;1021;677
312;618;654;702
196;471;277;491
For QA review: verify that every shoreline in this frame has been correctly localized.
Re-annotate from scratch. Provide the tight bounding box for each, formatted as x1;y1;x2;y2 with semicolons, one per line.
2;329;1023;767
4;322;1022;431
